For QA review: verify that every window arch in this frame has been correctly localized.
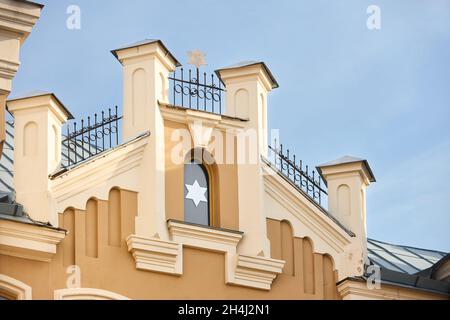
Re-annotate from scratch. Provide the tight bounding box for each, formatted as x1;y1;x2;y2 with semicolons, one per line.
54;288;129;300
0;274;32;300
184;159;211;226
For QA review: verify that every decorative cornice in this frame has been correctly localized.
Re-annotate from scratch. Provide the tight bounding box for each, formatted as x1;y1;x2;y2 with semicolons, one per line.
337;279;385;300
168;220;243;251
0;219;65;262
111;39;179;71
167;220;242;286
215;62;278;92
0;0;42;42
337;278;448;300
7;92;73;123
233;255;285;290
0;0;41;91
0;58;19;80
126;222;284;290
126;235;182;275
159;102;248;130
167;220;284;290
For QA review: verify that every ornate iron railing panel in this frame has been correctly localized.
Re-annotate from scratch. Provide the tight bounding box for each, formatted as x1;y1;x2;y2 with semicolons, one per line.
169;68;225;115
61;106;122;168
269;142;327;207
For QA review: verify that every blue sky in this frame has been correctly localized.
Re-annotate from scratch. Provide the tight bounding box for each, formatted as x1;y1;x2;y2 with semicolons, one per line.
12;0;450;252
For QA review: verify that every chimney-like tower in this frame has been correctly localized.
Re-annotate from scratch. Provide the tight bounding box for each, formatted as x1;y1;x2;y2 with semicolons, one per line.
7;91;73;226
216;62;279;257
0;0;43;157
317;156;376;275
112;40;180;239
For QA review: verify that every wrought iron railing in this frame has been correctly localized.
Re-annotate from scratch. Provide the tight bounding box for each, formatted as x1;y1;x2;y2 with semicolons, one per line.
269;142;327;207
61;106;122;167
169;67;225;115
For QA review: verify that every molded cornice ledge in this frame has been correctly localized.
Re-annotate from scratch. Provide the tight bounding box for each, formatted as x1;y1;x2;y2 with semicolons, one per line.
0;0;42;38
0;0;42;92
126;221;285;290
168;220;243;251
337;278;449;300
232;255;285;290
111;39;179;72
337;279;446;300
168;220;284;290
0;219;65;262
159;102;248;130
126;234;182;275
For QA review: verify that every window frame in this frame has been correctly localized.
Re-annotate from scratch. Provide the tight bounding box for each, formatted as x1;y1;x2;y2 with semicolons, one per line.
184;149;219;228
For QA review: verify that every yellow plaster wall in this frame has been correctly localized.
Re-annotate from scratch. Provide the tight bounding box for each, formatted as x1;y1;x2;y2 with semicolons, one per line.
1;187;446;300
266;218;340;300
1;188;342;300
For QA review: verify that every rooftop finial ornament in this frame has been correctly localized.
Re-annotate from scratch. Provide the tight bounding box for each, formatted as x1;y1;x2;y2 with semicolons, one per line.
187;49;207;69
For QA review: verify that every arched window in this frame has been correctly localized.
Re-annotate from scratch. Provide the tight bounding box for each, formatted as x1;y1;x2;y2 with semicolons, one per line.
54;288;129;300
0;274;32;300
184;159;210;226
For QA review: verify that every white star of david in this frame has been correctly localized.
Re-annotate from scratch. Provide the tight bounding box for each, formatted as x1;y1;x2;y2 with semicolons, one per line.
185;180;208;207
